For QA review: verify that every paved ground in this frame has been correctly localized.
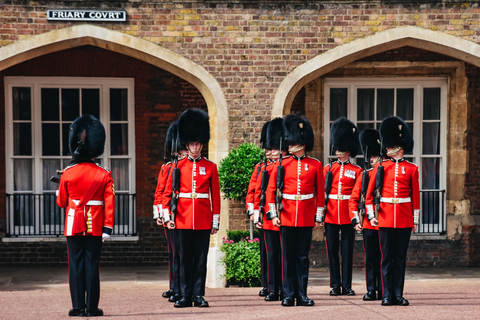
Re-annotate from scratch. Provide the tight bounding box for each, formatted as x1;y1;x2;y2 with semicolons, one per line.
1;266;480;319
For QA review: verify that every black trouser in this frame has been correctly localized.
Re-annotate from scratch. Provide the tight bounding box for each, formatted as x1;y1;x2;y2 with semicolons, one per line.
177;229;211;299
264;229;281;295
258;228;267;288
324;223;355;289
165;227;180;294
363;228;381;293
280;226;312;298
378;227;412;299
66;236;102;311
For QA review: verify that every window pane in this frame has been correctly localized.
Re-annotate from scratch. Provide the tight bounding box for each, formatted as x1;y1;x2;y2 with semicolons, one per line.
14;159;32;191
397;88;414;120
330;88;348;120
43;159;61;191
422;157;440;189
423;122;440;155
41;88;59;121
13;87;31;120
357;89;374;121
111;159;129;191
82;89;100;119
62;123;71;156
111;124;129;155
424;88;441;120
61;89;80;121
110;88;128;121
13;123;32;156
376;89;394;120
357;122;375;133
405;122;414;155
42;123;60;156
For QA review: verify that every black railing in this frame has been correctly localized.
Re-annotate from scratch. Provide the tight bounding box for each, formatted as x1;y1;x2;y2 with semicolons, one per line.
6;193;136;237
417;189;446;234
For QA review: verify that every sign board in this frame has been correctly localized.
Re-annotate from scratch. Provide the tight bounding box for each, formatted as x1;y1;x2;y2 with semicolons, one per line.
47;10;127;22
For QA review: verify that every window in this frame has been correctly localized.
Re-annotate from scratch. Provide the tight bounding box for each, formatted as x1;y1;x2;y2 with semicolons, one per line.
324;77;447;233
5;77;136;236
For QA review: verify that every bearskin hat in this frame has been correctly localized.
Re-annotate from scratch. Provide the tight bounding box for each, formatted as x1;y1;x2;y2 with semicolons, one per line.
359;129;381;159
69;114;106;160
260;121;270;149
379;116;414;154
178;108;210;146
330;117;359;157
165;121;184;156
266;118;285;150
283;114;314;152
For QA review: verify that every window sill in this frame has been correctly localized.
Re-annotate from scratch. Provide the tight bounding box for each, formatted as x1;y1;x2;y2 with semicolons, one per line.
2;235;139;243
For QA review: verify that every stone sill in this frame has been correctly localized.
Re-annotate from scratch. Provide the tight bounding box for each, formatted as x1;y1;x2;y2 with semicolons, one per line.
354;233;447;241
2;235;140;243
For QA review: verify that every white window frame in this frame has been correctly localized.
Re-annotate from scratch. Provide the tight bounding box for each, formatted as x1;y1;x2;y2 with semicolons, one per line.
5;77;136;235
324;77;447;233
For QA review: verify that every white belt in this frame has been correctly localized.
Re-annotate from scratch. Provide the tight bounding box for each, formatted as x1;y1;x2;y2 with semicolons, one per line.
328;194;351;201
282;193;314;201
72;200;103;206
380;197;411;204
178;192;209;199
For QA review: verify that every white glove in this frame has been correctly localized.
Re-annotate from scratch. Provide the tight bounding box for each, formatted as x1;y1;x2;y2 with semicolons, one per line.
102;233;110;242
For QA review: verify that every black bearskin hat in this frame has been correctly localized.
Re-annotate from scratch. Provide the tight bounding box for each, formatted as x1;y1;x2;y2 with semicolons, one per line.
330;117;359;157
165;121;184;155
69;114;106;160
178;108;210;146
379;116;414;154
359;129;381;159
283;114;314;152
260;121;270;149
266;118;285;150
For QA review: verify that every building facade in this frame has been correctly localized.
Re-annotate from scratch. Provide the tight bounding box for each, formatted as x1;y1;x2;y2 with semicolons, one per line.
1;0;479;267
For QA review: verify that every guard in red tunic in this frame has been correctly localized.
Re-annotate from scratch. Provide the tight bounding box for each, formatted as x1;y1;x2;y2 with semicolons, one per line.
246;121;270;297
56;114;115;317
253;118;285;302
152;121;186;303
266;114;324;307
365;116;420;306
349;129;382;301
163;109;221;308
323;117;362;296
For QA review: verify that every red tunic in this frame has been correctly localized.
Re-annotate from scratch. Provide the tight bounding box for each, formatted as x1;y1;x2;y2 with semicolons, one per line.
56;162;115;236
348;168;378;230
246;162;262;215
324;161;363;225
153;162;172;219
365;158;420;228
266;155;324;227
253;160;278;231
163;156;221;230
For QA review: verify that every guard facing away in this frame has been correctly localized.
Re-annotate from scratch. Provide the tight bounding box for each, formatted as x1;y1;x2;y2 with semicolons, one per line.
56;114;115;317
163;108;221;308
266;114;324;307
323;117;363;297
349;128;382;301
365;116;420;306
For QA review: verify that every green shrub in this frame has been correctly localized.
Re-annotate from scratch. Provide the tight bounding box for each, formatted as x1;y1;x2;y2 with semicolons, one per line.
220;236;261;287
227;229;259;243
218;143;262;201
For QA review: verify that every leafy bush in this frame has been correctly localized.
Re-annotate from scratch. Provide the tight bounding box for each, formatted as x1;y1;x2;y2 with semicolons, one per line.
220;236;261;287
218;143;262;201
227;229;259;243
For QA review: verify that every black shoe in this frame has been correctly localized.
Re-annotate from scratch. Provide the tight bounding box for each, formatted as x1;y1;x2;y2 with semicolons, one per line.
168;293;182;303
264;293;279;301
381;297;393;306
68;308;86;317
377;291;383;300
363;291;376;301
281;296;295;306
296;296;314;306
259;287;268;296
162;289;174;298
86;308;103;317
342;288;355;296
394;296;409;306
174;297;192;308
329;287;341;296
192;296;209;307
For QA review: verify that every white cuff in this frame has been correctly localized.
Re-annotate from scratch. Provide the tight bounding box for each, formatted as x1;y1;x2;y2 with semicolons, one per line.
366;204;375;220
163;208;171;223
414;209;420;225
247;203;254;215
268;203;278;218
253;210;260;224
315;207;324;223
212;214;220;230
352;210;360;224
153;205;159;219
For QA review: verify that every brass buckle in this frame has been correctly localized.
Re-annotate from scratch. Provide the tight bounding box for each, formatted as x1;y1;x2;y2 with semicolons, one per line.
392;198;399;203
338;195;344;200
191;193;197;199
295;194;302;200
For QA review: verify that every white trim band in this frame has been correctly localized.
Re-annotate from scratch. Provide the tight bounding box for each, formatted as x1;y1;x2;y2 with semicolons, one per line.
283;193;314;201
380;197;411;204
328;194;351;200
72;200;103;206
178;192;209;199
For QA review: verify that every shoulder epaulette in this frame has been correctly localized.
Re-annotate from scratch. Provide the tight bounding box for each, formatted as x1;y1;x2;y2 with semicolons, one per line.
404;159;418;168
203;158;217;165
63;163;79;171
96;163;111;172
307;156;322;163
349;162;362;169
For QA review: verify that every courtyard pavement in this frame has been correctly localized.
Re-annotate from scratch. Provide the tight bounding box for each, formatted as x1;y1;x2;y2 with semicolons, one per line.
1;265;479;319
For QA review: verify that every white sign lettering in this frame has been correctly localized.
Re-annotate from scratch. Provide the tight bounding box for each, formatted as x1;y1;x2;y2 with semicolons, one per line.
47;10;126;22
